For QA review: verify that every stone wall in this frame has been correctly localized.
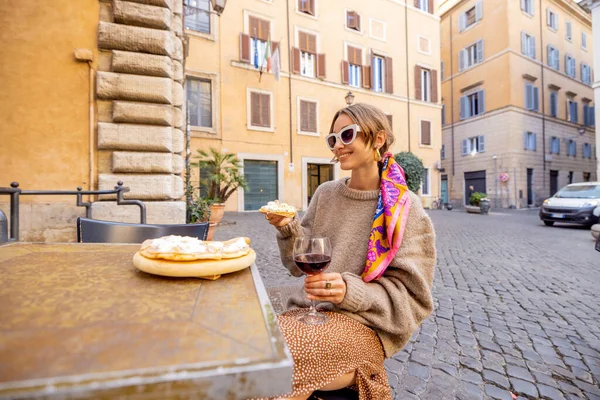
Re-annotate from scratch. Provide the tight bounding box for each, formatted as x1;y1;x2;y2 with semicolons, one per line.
95;0;185;222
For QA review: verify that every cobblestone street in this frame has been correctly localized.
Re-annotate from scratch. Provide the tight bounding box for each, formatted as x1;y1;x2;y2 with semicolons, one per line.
215;209;600;400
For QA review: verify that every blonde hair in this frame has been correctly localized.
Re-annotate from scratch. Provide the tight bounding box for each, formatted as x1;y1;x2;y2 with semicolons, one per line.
328;103;395;154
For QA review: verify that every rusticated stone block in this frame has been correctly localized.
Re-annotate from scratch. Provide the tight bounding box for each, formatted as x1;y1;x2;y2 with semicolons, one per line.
112;152;173;173
172;13;183;36
172;154;184;174
172;0;182;15
172;60;183;82
172;83;183;107
172;128;184;153
98;22;173;56
91;201;186;225
112;50;172;78
113;0;171;30
98;174;181;200
124;0;173;9
113;101;172;125
172;106;184;128
98;123;172;151
171;33;183;62
97;72;172;104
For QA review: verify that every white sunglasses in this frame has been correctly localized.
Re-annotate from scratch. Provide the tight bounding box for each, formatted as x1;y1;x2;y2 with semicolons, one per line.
325;124;361;150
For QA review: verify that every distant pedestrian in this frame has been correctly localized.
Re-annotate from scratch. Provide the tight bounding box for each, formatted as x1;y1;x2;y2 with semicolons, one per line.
262;103;436;400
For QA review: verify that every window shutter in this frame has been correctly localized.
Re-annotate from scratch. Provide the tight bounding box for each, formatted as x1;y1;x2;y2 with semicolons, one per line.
298;0;307;13
567;22;572;39
583;105;588;126
249;16;259;39
309;102;317;132
259;19;270;41
414;0;420;7
462;139;468;155
591;106;595;126
356;13;361;31
240;33;251;63
251;92;261;126
534;87;539;112
421;121;431;145
428;0;434;14
414;65;422;100
362;66;371;89
386;115;393;131
459;49;465;71
546;45;551;66
525;84;532;109
531;0;535;15
341;61;349;84
385;57;393;94
530;36;536;59
431;69;438;103
476;1;483;21
521;0;526;11
479;90;485;113
550;92;557;116
271;41;280;55
546;8;551;26
573;102;578;123
565;55;569;75
476;40;484;63
260;93;270;127
459;13;466;32
533;133;537;151
566;100;571;120
460;96;466;119
308;34;316;54
524;132;529;150
317;54;326;79
292;47;301;74
478;135;485;152
300;100;308;132
521;32;526;55
307;0;315;15
347;11;356;29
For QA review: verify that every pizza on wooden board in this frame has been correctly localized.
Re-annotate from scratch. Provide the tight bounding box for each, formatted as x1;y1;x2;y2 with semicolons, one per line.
259;200;296;218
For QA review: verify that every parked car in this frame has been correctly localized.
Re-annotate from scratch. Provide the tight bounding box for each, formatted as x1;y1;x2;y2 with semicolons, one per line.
539;182;600;227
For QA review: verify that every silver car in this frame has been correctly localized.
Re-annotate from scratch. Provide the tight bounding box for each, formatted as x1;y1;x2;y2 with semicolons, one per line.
539;182;600;227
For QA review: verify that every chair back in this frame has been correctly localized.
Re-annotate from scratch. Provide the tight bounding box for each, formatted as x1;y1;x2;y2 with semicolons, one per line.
77;217;209;244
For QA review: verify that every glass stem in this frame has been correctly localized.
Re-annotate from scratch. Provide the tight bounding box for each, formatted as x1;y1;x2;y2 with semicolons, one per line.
309;300;318;315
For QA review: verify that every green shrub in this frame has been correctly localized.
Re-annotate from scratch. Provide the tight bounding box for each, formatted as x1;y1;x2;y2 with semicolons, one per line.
469;192;487;207
393;151;425;193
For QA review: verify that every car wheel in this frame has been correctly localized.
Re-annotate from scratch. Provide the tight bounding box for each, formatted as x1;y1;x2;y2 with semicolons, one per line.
543;221;554;226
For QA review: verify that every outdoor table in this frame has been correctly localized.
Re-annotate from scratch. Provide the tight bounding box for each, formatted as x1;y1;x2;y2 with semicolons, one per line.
0;242;293;399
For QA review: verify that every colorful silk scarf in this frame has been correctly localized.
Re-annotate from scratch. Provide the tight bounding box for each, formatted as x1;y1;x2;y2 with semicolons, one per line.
361;153;412;282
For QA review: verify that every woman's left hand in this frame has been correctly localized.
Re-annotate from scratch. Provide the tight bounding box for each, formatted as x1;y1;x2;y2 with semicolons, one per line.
304;272;347;305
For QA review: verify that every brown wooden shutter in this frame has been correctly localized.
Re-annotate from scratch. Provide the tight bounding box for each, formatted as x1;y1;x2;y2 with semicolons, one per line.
300;100;309;131
317;54;326;79
260;93;270;127
249;16;259;39
240;33;251;63
251;92;261;126
356;13;361;31
308;34;316;54
299;32;307;52
385;57;393;93
355;48;362;65
431;69;438;103
415;65;422;100
342;61;349;84
347;11;353;29
362;66;371;89
414;0;420;7
308;0;315;15
309;102;317;132
292;47;301;74
421;120;431;145
259;20;270;41
386;115;393;131
428;0;434;13
298;0;306;12
271;41;279;53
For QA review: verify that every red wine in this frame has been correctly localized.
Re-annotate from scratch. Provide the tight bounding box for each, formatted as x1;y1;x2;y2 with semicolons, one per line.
294;253;331;275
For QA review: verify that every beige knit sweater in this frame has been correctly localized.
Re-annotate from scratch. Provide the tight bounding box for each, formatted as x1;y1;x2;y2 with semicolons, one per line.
274;177;436;358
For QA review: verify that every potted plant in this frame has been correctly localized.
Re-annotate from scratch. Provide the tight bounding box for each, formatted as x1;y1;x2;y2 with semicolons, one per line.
191;148;248;224
466;192;488;215
185;182;218;240
393;151;425;193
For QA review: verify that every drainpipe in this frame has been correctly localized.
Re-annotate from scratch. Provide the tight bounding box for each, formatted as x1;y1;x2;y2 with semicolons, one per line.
449;14;455;177
405;1;411;151
539;0;547;182
74;49;96;199
286;0;293;164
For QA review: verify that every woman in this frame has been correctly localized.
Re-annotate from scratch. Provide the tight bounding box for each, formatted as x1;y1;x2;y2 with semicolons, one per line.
264;103;436;400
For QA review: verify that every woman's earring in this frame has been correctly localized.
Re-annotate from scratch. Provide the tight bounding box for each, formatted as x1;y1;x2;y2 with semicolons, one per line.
330;155;339;163
374;148;382;162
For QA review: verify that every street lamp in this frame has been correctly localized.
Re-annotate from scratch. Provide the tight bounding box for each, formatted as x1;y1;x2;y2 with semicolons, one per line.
345;91;355;106
184;0;228;16
210;0;227;16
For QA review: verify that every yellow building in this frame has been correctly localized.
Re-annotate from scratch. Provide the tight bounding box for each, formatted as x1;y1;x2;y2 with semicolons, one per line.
440;0;596;208
185;0;443;211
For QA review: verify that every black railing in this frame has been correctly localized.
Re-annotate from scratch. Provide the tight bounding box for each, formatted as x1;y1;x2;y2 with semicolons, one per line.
0;181;146;242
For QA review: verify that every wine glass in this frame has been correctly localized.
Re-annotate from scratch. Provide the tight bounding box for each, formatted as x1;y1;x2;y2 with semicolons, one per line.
293;237;332;325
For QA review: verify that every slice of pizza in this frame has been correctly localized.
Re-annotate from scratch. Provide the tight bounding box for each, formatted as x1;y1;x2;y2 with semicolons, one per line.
139;235;251;261
259;200;296;218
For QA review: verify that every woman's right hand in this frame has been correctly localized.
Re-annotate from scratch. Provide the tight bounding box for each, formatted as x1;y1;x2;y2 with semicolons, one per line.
265;212;292;228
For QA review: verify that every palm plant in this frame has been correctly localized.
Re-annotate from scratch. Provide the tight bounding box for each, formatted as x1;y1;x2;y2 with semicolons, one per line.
191;148;248;204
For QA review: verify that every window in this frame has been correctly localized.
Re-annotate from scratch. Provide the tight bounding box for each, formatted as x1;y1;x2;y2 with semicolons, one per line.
249;90;272;129
186;78;212;128
547;45;559;70
300;52;315;77
420;120;431;146
584;104;595;126
550;136;560;154
459;2;482;32
581;64;591;85
298;0;315;16
521;0;534;16
292;32;325;79
239;16;271;68
460;90;485;119
421;168;430;196
521;32;536;59
568;139;577;157
523;131;537;151
441;104;446;125
525;83;539;112
549;91;558;117
349;64;361;87
461;136;485;155
343;46;362;88
299;99;318;134
567;99;578;123
372;55;385;92
582;33;587;50
184;0;210;34
584;172;591;182
459;40;484;71
583;143;592;159
568;171;574;184
441;144;446;160
415;66;437;102
417;0;433;13
566;22;572;41
565;55;576;78
547;9;558;31
346;11;361;31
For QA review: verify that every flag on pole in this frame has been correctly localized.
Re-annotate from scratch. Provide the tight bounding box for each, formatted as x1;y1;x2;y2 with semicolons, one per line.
271;46;281;81
264;36;271;72
253;37;259;69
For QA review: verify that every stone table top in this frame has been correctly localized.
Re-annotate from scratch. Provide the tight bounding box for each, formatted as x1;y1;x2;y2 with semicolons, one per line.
0;242;292;399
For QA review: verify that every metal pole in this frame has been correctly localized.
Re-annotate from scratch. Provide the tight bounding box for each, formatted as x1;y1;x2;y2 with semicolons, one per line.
494;155;498;208
10;182;20;241
514;167;518;209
